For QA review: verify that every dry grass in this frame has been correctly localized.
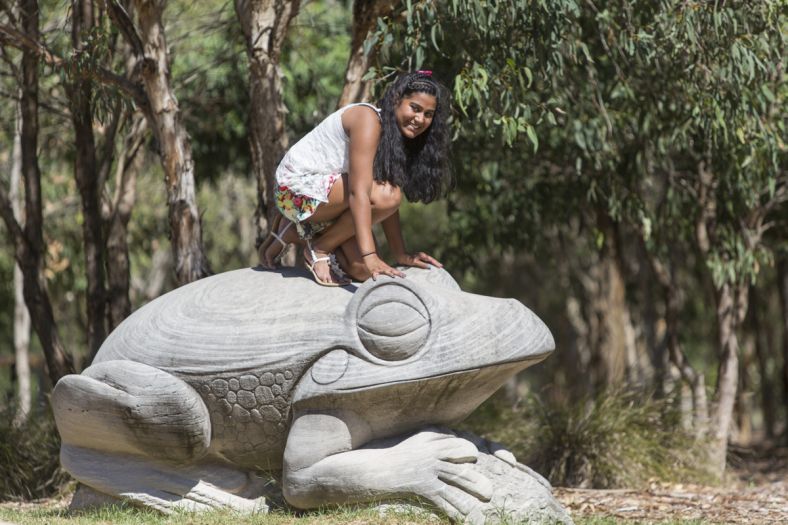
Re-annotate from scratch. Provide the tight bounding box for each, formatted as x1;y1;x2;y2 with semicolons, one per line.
462;390;712;489
0;406;70;502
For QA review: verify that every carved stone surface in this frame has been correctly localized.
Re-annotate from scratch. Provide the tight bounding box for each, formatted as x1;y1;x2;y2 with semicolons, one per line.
52;266;570;523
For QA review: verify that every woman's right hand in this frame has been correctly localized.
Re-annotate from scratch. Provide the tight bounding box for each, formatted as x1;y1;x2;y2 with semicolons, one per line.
364;254;406;280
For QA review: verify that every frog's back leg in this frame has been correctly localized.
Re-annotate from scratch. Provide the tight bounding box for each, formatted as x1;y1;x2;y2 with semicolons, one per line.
53;360;210;461
52;360;267;513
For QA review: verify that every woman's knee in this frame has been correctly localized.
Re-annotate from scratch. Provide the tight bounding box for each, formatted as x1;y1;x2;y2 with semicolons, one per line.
370;182;402;212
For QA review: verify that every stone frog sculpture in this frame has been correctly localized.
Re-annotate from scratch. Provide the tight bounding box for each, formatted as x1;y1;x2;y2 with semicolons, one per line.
52;266;571;523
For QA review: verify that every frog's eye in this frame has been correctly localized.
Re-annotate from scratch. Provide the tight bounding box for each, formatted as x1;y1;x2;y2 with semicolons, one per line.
354;282;431;361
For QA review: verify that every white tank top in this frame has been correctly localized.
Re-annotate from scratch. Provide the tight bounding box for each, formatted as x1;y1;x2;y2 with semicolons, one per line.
275;103;381;201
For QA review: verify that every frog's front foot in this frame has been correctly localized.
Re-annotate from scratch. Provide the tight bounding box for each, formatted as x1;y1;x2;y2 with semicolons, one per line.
282;413;492;521
383;428;494;521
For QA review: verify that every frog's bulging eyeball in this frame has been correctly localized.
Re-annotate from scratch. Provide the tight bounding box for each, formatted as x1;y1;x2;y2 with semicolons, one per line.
355;281;431;361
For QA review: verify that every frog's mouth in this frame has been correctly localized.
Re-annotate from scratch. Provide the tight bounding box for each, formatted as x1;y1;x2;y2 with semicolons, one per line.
335;354;548;392
296;354;549;434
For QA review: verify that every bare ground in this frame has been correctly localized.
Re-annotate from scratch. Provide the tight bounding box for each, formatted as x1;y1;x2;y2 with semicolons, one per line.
554;445;788;524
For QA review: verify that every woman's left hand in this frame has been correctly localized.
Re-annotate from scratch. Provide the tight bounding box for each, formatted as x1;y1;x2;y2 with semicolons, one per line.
395;251;444;269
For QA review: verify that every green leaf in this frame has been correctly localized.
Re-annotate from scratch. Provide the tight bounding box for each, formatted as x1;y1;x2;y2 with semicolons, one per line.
526;124;539;152
760;85;775;103
430;24;441;53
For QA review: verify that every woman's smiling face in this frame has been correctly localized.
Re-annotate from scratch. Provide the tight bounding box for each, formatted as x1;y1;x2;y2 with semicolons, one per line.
395;92;437;139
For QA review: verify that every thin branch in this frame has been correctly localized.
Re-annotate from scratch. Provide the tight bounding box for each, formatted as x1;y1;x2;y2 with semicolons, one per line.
0;87;70;119
106;0;144;58
0;22;60;66
759;220;775;237
97;99;125;192
0;22;148;108
0;42;20;82
767;181;788;208
0;181;28;261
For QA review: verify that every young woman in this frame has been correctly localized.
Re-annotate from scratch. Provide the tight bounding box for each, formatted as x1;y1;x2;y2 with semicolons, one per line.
259;71;451;285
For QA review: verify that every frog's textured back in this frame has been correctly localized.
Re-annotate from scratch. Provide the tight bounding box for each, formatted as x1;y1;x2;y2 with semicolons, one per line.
94;267;358;376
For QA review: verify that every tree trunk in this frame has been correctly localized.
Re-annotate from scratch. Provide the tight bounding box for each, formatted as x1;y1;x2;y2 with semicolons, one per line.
635;240;670;396
777;255;788;443
736;332;755;445
563;294;593;400
585;212;631;391
234;0;299;248
644;245;708;436
69;0;108;360
0;0;75;386
98;25;146;331
749;285;775;438
709;281;747;475
10;96;32;426
127;0;211;284
337;0;397;107
105;113;146;330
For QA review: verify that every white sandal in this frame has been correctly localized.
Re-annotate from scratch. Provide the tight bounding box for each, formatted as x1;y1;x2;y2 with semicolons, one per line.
304;241;351;287
259;217;292;268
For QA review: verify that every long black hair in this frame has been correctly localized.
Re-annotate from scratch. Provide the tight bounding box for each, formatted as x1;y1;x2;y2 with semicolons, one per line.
373;72;452;203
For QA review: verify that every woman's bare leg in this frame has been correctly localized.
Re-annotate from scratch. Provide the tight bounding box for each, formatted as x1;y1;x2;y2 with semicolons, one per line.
260;216;302;269
306;177;401;283
260;174;352;270
336;236;373;281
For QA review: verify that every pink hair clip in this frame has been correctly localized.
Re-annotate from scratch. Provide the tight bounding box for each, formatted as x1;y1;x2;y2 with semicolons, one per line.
416;70;433;76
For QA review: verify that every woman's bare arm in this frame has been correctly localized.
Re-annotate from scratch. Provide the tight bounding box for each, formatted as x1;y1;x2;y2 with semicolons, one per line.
343;106;404;278
343;106;379;257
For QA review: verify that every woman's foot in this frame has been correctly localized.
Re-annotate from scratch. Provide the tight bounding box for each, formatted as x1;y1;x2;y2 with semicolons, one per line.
304;244;351;286
334;245;371;282
259;219;294;269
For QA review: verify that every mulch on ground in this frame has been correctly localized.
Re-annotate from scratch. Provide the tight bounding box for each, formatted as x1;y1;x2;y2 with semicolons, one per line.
555;445;788;524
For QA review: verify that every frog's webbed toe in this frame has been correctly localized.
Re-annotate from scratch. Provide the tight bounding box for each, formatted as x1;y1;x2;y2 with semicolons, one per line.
387;428;493;520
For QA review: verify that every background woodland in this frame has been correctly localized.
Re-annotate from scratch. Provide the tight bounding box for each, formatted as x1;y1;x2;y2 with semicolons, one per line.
0;0;785;499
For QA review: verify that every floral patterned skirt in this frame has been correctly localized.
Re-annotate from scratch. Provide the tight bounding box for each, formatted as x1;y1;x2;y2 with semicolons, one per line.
274;172;341;239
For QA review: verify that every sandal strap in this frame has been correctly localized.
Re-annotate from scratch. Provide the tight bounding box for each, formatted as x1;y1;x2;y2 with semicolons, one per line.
305;240;331;266
305;242;348;283
270;221;292;247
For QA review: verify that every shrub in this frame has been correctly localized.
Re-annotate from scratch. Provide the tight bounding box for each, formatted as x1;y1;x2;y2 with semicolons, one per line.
463;389;710;489
0;403;72;501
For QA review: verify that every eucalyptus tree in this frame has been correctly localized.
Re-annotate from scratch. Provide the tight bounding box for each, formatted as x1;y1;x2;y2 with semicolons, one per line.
337;0;398;107
106;0;212;284
376;0;786;475
67;0;109;358
9;98;32;425
234;0;299;248
0;0;76;385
